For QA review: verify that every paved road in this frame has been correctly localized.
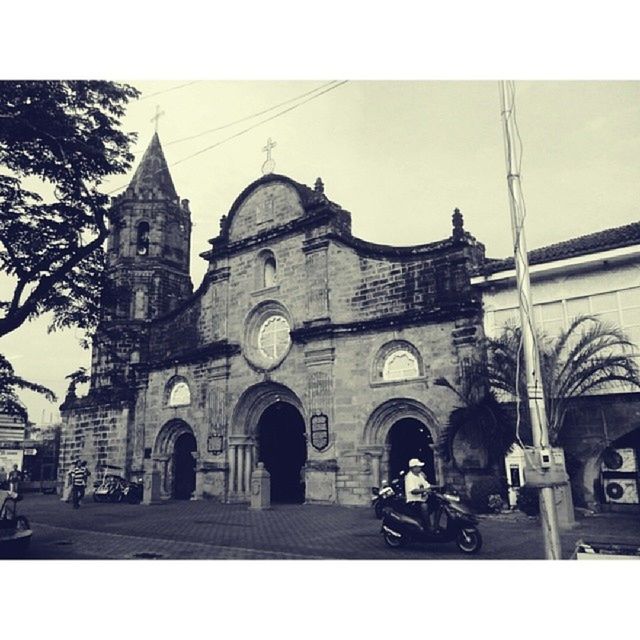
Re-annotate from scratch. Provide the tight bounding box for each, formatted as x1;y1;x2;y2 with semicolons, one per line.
6;494;640;560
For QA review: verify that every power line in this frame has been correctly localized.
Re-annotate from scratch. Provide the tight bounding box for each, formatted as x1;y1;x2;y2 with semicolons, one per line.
170;80;348;168
166;81;341;146
137;81;201;101
107;80;349;195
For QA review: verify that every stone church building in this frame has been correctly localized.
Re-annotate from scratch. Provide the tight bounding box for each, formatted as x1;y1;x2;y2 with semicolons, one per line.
60;134;486;505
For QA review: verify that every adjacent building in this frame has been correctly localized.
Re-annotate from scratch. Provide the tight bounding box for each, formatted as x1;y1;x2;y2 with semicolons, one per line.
472;222;640;509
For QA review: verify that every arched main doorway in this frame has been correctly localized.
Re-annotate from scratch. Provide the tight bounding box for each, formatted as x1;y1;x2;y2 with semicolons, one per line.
388;418;435;483
257;401;307;503
173;432;197;500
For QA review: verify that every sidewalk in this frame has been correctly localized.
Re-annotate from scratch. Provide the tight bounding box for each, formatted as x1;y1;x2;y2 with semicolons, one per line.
14;494;640;560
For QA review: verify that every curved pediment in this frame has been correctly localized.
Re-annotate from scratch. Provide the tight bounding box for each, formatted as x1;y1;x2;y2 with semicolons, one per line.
226;176;307;243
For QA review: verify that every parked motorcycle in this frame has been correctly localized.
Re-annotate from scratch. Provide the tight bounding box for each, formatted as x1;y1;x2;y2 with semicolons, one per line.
94;473;142;504
380;488;482;554
371;473;405;519
121;478;143;504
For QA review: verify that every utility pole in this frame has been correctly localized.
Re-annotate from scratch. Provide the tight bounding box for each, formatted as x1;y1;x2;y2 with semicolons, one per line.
499;81;562;560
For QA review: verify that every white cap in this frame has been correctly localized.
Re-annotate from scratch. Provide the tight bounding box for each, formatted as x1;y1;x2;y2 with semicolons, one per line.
408;458;425;468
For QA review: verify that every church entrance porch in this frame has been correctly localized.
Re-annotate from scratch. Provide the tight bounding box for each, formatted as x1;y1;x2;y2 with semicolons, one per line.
257;402;307;504
387;418;435;483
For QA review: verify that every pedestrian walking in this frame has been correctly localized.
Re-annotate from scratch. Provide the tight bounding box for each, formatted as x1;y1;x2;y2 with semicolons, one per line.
70;460;90;509
8;464;22;494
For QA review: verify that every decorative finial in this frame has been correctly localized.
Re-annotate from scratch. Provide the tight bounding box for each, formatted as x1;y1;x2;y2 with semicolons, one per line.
452;207;464;241
314;177;324;194
261;137;277;175
150;105;165;133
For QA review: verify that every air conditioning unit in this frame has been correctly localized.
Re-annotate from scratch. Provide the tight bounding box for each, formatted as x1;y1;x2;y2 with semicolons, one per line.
604;478;639;504
602;448;637;473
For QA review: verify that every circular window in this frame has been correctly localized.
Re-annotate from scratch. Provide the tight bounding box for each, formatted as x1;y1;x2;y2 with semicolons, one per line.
258;315;291;361
244;301;293;370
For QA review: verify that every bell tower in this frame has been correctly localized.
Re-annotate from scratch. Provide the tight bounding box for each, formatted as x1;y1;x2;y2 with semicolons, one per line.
92;133;193;389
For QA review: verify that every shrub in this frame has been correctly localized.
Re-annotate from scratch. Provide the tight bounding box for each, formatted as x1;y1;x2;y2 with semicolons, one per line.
488;494;506;513
516;485;540;516
469;476;508;513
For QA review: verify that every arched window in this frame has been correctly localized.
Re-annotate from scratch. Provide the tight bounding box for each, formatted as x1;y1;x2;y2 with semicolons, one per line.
372;340;423;384
254;249;278;290
136;221;150;256
133;288;147;319
111;222;121;254
168;379;191;407
264;256;277;288
383;350;420;381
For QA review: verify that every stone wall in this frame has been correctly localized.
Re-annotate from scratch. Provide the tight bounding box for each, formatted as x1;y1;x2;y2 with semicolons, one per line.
59;396;133;486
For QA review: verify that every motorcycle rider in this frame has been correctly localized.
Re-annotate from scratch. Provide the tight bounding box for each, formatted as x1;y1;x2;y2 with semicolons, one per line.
404;458;438;533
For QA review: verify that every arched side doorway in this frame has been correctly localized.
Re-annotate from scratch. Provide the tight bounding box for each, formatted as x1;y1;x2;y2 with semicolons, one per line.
154;419;198;500
257;402;307;503
173;432;197;500
362;398;441;488
387;418;435;483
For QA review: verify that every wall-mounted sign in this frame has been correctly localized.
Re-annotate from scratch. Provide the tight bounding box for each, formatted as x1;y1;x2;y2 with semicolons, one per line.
207;434;224;455
310;414;329;452
23;448;37;456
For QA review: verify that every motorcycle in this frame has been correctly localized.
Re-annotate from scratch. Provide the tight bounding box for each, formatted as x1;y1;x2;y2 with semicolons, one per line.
94;473;143;504
380;488;483;554
121;478;143;504
371;473;405;519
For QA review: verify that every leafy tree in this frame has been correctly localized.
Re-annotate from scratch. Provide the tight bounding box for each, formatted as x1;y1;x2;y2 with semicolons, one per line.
65;366;90;396
0;353;56;421
0;80;139;341
486;315;640;445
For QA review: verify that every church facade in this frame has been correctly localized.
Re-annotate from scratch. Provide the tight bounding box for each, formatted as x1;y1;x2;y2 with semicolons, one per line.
60;134;486;505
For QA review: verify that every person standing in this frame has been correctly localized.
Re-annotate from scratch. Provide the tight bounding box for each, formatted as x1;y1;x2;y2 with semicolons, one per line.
0;467;6;490
70;460;89;509
8;464;21;494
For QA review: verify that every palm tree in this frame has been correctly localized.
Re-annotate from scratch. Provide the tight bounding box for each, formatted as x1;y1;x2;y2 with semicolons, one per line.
485;315;640;445
0;353;56;421
434;358;516;468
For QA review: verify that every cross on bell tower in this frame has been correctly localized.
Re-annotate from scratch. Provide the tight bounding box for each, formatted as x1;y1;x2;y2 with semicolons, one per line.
150;105;165;133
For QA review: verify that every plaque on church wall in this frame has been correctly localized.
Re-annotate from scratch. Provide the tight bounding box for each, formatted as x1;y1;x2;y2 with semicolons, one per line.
207;434;224;455
310;414;329;452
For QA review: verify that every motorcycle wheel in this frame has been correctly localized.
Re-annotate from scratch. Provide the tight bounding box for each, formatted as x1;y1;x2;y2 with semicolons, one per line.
374;500;385;519
383;530;405;549
455;527;483;554
16;516;30;531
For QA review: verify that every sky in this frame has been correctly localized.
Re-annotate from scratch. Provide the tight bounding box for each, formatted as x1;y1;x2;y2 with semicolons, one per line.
3;80;640;424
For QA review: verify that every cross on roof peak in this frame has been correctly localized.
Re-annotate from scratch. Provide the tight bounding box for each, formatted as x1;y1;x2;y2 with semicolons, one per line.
261;137;277;175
